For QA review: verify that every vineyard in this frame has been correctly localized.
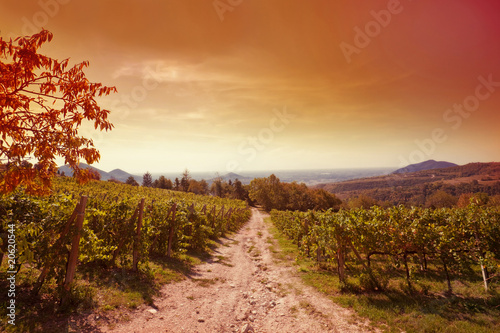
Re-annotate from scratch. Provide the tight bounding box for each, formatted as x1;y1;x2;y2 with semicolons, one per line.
0;177;251;305
271;204;500;293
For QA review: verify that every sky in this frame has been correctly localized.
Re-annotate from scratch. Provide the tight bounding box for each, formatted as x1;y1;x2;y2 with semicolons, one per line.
2;0;500;174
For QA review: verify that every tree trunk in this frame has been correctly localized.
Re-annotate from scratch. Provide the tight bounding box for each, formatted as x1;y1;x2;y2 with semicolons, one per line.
403;251;412;291
480;260;489;292
442;257;452;294
349;241;382;290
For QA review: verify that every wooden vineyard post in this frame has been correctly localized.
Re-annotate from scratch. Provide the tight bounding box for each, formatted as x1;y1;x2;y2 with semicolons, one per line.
61;195;88;306
218;205;225;219
132;198;145;271
32;198;81;296
167;203;177;257
337;238;346;284
471;224;489;292
403;251;412;291
225;208;233;219
210;206;216;229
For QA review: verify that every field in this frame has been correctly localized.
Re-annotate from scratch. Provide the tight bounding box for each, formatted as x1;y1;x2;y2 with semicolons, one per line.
0;177;250;332
315;162;500;204
2;176;500;332
270;206;500;332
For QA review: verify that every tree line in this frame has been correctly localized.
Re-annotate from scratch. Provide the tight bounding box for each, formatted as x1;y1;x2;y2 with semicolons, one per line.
121;172;343;212
248;174;342;211
121;169;251;202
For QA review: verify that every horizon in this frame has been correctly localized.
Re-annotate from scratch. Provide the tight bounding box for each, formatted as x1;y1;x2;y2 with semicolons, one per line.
3;1;500;172
59;158;493;177
58;159;497;181
59;162;396;177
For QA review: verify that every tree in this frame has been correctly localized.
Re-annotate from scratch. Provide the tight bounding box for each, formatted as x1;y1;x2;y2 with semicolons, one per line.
211;174;224;197
125;176;139;186
347;194;380;209
233;179;247;201
310;188;342;210
457;192;489;207
180;169;191;192
87;168;101;181
249;175;342;211
248;174;286;211
153;175;172;190
174;177;180;191
0;30;116;194
426;190;457;208
142;172;153;187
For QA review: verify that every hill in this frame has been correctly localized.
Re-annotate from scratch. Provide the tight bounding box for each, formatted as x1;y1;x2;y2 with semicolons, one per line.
57;164;139;182
392;159;458;174
315;162;500;205
108;169;141;182
209;172;253;184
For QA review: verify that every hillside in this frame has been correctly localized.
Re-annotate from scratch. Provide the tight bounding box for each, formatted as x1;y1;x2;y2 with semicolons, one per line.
108;168;141;182
392;159;458;174
57;164;139;182
209;172;253;184
315;162;500;204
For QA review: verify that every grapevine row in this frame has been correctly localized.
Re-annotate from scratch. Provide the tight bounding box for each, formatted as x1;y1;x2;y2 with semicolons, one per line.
0;177;251;298
271;204;500;292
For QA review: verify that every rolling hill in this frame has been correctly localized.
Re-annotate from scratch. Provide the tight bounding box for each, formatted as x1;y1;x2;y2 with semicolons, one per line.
314;162;500;205
392;159;458;174
57;164;140;183
208;172;253;185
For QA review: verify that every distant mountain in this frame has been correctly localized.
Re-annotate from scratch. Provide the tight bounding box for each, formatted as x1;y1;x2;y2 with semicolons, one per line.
57;164;139;182
209;172;253;184
224;172;245;180
108;169;140;182
58;163;110;179
392;160;458;174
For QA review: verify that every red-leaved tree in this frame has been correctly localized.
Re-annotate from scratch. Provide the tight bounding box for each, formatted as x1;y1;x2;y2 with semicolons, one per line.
0;30;116;194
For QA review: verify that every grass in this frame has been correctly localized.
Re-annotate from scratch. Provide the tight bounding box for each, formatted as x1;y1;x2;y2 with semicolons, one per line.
0;250;205;333
265;217;500;333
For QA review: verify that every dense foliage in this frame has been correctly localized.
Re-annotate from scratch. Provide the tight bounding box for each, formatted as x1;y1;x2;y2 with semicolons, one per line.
271;204;500;291
249;174;342;211
318;163;500;207
0;30;116;195
0;177;251;294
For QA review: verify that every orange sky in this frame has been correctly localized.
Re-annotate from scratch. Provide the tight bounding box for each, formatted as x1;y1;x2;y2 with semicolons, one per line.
2;0;500;173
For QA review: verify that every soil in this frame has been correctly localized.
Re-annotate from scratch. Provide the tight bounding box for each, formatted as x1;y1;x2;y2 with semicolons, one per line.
101;208;373;333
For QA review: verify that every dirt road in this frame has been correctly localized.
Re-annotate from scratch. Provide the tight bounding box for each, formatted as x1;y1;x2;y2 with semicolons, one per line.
105;208;372;333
